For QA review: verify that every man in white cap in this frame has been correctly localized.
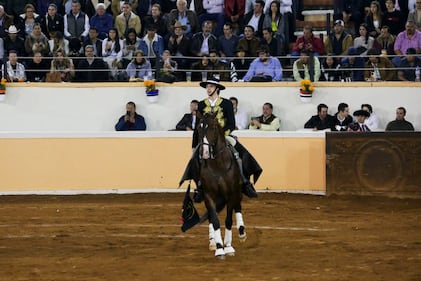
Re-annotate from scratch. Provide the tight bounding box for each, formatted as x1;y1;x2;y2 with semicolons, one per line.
181;77;262;202
4;25;26;57
324;19;353;56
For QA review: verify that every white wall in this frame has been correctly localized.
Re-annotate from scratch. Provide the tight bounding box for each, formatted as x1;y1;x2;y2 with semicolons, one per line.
1;82;420;131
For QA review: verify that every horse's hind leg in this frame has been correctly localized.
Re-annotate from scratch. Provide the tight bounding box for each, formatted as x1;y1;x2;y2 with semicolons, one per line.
236;211;247;242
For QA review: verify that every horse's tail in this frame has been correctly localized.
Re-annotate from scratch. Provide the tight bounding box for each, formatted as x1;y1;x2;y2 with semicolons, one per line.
199;196;226;223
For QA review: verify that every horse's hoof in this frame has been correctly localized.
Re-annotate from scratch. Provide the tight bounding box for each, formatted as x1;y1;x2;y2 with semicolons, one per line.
209;239;217;251
215;254;226;260
239;234;247;243
215;248;225;259
224;246;235;256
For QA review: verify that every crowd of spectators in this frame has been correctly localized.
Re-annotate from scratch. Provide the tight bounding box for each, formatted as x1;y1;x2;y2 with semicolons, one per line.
0;0;420;82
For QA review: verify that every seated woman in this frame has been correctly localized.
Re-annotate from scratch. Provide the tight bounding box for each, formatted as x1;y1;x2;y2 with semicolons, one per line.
48;31;69;56
17;4;40;37
50;49;75;82
122;28;141;69
125;50;152;81
24;22;49;57
320;54;341;81
102;28;124;78
353;23;376;56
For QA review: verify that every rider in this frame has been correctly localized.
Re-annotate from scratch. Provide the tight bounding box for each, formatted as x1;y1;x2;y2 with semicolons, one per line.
188;77;260;202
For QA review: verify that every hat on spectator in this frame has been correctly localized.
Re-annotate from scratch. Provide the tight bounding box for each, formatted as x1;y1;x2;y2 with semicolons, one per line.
200;77;226;90
174;21;187;30
353;110;370;117
6;25;19;34
406;48;416;55
334;20;344;27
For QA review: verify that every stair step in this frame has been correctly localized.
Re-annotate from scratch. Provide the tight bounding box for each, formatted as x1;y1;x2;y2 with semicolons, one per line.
301;9;333;22
295;20;328;29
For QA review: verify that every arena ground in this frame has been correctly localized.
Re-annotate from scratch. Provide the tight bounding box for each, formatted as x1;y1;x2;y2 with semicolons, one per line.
0;193;420;281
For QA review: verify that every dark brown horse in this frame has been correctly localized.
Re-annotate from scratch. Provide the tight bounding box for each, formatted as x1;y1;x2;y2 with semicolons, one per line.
197;112;246;259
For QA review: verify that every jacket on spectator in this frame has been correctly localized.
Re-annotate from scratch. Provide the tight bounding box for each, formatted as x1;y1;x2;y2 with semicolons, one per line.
190;32;219;56
138;34;164;57
25;32;50;56
237;37;261;58
39;13;64;39
364;57;395;81
324;32;353;56
76;58;110;82
89;12;113;39
4;36;27;57
167;9;199;35
292;34;325;55
115;11;141;39
64;11;90;39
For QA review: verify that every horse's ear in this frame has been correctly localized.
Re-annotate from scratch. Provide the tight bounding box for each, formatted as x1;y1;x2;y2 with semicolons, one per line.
196;111;203;119
210;112;218;119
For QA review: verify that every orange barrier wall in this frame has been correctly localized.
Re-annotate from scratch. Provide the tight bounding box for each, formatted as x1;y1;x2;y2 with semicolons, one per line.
0;132;325;194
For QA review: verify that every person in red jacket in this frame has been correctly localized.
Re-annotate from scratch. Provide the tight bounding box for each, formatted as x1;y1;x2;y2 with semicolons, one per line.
291;25;325;58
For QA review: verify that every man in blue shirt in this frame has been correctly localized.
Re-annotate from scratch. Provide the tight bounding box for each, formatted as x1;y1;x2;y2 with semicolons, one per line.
115;101;147;131
89;3;113;40
243;46;283;81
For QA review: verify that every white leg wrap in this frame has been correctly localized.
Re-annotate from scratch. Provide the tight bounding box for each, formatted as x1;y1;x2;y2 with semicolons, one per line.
236;212;244;229
208;223;215;240
224;229;232;247
214;229;225;257
214;229;223;246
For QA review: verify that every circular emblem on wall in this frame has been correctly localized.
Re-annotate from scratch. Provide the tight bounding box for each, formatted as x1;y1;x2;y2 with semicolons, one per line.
353;140;405;192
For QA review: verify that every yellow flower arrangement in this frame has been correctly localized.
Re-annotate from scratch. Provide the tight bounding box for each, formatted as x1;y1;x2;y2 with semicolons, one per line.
0;78;6;93
300;79;314;95
144;79;156;93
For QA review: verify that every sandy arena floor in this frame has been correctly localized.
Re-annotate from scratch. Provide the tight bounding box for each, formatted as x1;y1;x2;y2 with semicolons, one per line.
0;193;420;281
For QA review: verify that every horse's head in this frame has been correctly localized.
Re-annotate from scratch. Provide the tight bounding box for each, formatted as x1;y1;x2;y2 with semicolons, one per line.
197;112;226;160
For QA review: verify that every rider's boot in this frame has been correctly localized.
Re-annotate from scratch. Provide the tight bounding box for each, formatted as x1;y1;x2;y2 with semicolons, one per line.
236;157;258;198
230;146;258;198
193;180;204;203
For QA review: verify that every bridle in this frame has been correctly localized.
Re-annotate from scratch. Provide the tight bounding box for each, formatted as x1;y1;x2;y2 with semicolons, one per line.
198;116;225;160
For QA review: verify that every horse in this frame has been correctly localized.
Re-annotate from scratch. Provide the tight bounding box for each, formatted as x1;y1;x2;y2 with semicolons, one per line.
197;112;247;259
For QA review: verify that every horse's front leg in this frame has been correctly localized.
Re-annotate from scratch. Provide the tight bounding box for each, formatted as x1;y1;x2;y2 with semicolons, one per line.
224;205;235;256
206;201;225;259
235;205;247;242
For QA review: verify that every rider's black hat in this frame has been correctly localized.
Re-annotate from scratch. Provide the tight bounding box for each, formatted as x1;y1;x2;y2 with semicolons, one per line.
199;77;226;90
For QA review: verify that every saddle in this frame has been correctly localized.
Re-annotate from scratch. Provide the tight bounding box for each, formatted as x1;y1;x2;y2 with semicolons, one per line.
179;141;262;187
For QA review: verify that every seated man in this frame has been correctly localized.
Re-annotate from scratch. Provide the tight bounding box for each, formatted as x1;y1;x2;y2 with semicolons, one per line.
333;102;353;131
385;107;415;131
397;48;421;81
1;50;26;82
249;102;280;131
76;45;110;82
115;101;147;131
230;96;248;130
293;49;321;82
348;110;371;132
364;48;395;81
304;103;335;131
340;47;365;81
242;46;283;82
175;100;199;131
26;51;49;82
